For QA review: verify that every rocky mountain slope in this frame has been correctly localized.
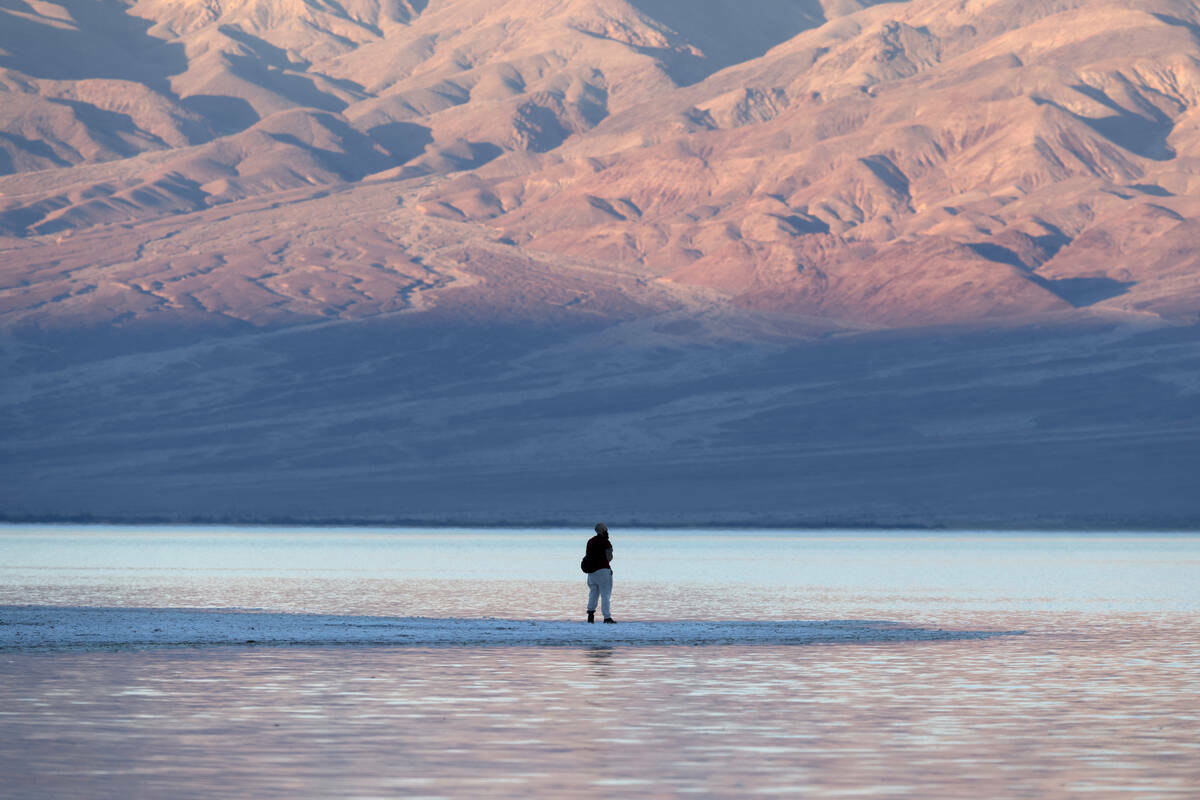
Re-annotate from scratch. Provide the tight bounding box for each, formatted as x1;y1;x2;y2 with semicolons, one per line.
4;0;1200;330
429;0;1200;324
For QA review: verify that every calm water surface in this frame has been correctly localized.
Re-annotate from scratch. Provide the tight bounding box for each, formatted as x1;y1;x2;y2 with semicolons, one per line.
1;526;1198;798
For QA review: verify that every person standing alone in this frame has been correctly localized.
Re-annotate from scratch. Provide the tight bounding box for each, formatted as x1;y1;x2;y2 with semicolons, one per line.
582;523;616;623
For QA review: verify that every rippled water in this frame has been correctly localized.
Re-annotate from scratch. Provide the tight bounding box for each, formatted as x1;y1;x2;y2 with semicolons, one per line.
2;526;1198;798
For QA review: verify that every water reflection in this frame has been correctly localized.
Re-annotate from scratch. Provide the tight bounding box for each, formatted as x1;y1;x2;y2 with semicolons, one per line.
2;618;1198;799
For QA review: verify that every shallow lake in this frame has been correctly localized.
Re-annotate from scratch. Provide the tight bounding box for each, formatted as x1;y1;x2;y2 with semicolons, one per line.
1;526;1198;798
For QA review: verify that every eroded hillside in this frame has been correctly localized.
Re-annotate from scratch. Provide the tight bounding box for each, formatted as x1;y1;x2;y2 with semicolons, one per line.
6;0;1200;330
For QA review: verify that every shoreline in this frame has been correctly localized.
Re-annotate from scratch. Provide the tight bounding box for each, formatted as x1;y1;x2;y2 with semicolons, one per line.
1;514;1198;533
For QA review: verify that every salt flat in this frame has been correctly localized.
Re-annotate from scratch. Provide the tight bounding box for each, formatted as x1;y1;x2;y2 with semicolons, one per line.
0;605;1013;650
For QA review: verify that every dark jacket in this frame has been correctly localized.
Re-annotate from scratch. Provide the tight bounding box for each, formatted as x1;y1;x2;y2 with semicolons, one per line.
583;533;613;574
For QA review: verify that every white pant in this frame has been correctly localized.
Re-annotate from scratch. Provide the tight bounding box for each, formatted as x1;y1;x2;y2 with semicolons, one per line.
586;568;613;618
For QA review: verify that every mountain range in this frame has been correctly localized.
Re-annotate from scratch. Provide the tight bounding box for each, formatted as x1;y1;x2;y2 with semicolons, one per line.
2;0;1198;526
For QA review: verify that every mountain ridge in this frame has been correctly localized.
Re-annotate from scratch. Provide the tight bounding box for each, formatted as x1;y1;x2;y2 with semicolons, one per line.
8;0;1195;328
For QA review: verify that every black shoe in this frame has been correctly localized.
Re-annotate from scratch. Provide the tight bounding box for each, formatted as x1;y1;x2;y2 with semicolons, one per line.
587;611;595;623
603;618;616;624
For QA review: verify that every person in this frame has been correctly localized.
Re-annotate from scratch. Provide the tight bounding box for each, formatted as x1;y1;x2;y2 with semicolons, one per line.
583;523;616;623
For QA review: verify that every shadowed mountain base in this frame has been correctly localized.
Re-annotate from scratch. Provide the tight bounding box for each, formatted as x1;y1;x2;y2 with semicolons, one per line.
3;317;1198;528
